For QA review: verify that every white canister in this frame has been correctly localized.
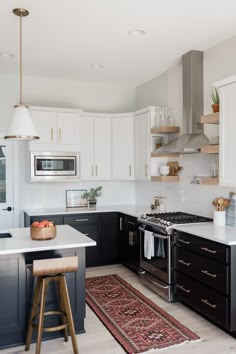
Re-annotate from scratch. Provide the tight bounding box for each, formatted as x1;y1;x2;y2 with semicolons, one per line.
214;210;226;226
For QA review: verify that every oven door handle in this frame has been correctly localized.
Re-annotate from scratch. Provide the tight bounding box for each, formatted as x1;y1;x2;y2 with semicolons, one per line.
152;233;168;240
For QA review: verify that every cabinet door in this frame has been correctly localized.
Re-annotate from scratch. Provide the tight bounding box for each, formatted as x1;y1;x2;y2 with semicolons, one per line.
122;216;140;274
63;214;101;267
79;117;94;179
219;83;236;186
30;111;57;144
134;112;150;180
111;116;134;179
101;213;119;264
94;117;111;179
0;254;26;348
58;113;80;145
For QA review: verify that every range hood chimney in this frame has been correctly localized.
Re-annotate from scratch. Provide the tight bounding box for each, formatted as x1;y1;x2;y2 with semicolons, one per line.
155;50;209;154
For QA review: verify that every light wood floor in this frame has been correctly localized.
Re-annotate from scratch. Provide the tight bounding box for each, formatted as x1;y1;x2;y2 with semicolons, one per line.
2;264;236;354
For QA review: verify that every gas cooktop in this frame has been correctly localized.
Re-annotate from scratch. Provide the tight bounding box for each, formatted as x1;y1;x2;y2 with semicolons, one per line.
138;211;212;228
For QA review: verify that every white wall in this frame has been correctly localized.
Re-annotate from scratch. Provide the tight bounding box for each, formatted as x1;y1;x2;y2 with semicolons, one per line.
135;37;236;217
0;74;136;133
135;72;168;110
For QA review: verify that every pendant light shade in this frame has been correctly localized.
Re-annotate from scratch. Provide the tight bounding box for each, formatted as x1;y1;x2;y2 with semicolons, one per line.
4;8;39;141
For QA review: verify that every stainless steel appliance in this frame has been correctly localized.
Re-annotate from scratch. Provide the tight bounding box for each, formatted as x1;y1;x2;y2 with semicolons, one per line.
137;212;212;302
30;152;80;181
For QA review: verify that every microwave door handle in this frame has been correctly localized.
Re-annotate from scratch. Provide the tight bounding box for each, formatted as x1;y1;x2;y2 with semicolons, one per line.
152;233;168;240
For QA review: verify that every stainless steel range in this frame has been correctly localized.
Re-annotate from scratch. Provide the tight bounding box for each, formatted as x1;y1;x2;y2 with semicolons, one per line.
137;212;212;302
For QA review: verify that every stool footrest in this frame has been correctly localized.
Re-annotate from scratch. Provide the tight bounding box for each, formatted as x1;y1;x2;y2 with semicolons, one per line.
32;310;68;332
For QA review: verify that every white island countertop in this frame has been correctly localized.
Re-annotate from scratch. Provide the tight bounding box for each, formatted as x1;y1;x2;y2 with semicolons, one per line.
24;204;152;219
0;224;96;255
174;223;236;246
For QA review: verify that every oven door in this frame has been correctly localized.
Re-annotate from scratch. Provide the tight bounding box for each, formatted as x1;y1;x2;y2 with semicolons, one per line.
140;227;171;284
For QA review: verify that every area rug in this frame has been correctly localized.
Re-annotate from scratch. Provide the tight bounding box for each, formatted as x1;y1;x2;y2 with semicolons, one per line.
85;274;200;353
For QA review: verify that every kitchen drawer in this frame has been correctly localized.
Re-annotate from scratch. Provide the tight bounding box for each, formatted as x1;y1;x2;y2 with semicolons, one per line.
175;272;229;329
30;215;62;225
175;246;229;295
63;214;99;226
175;231;229;264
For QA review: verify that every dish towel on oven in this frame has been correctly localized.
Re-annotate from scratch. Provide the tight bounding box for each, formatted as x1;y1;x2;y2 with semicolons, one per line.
144;230;154;259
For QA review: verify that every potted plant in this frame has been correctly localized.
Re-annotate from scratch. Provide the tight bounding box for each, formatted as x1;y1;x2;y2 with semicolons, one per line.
81;186;103;208
211;87;219;113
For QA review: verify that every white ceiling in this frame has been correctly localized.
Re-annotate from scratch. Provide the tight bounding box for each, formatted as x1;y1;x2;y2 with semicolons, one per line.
1;0;236;85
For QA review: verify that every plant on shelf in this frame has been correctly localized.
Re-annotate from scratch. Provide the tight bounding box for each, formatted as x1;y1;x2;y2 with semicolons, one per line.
211;87;219;113
81;186;103;207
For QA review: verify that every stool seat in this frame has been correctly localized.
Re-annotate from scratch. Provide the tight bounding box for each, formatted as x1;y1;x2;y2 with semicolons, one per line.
25;256;79;354
33;256;78;276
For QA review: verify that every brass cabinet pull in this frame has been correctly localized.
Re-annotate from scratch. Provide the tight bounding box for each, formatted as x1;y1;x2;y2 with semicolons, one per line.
91;165;94;176
119;217;123;231
129;231;134;246
59;127;61;142
51;128;53;142
96;164;98;176
176;284;191;294
201;298;216;309
75;219;89;222
129;164;132;177
201;247;216;254
177;259;191;267
201;269;217;278
178;238;191;245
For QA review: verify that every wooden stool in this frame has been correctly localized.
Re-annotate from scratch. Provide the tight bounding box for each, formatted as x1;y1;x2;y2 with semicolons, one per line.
25;256;79;354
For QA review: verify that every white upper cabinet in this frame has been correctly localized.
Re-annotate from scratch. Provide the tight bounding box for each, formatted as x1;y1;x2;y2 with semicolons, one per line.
111;114;134;179
215;77;236;186
30;108;81;146
80;114;111;180
134;109;150;180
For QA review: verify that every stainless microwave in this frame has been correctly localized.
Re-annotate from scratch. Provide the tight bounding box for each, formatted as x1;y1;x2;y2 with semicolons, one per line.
30;152;80;181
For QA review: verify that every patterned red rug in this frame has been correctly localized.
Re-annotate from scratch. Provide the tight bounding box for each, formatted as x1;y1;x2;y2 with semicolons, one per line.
85;274;200;353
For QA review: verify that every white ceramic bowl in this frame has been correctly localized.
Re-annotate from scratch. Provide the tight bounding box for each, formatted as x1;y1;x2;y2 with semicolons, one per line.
160;166;170;176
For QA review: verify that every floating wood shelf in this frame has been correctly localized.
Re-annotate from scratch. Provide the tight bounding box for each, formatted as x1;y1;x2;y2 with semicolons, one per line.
151;152;180;158
201;113;219;124
199;176;219;185
201;145;219;154
151;126;180;134
151;176;180;182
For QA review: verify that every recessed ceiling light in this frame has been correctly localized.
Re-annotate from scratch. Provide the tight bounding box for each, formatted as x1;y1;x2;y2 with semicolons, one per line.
0;53;15;60
90;64;104;70
128;29;146;37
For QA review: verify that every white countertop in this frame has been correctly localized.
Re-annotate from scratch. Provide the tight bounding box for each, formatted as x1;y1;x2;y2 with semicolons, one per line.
174;223;236;246
24;204;152;219
0;224;96;255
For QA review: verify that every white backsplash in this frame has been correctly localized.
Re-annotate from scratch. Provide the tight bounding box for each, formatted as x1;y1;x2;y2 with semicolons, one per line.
136;154;236;218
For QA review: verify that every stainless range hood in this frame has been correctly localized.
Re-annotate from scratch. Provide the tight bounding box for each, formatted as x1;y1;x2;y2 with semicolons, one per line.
155;50;209;154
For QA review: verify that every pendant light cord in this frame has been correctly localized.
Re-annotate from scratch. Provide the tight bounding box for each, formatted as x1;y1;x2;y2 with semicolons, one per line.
19;14;23;105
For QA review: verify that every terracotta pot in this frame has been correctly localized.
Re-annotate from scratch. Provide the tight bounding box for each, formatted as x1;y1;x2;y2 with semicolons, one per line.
212;103;219;113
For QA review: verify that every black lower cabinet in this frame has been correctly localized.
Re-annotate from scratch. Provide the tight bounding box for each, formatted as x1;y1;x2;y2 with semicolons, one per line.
0;254;26;348
120;214;140;274
63;214;101;267
0;247;85;349
25;212;119;268
101;213;119;265
174;230;233;331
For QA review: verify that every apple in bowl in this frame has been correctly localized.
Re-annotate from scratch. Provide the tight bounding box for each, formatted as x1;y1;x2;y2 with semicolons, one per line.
30;220;57;240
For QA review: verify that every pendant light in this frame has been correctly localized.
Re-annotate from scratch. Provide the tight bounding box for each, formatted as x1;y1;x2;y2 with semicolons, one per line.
4;8;39;141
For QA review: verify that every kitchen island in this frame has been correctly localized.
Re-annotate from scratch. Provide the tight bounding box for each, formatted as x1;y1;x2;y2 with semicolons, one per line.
0;225;96;349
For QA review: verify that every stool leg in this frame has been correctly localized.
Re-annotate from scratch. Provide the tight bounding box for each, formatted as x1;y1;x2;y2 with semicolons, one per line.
60;276;79;354
56;278;68;342
36;278;48;354
25;277;42;351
